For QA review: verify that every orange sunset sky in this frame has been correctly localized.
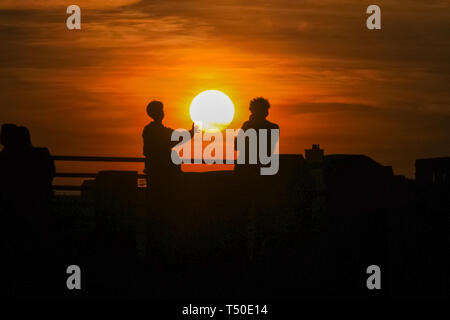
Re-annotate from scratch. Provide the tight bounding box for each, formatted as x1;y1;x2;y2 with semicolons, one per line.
1;0;450;177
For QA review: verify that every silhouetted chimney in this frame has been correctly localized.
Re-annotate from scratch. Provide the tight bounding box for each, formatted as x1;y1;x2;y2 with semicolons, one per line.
305;144;324;163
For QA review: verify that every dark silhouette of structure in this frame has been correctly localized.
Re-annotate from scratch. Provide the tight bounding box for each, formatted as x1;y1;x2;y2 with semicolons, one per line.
1;101;449;300
305;144;324;163
416;157;450;186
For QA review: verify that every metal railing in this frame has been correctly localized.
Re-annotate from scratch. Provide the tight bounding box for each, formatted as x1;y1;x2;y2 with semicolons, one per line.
52;155;236;191
53;155;147;191
52;154;299;191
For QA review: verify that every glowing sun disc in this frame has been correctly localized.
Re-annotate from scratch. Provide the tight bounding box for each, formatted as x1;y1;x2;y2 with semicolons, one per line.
189;90;235;132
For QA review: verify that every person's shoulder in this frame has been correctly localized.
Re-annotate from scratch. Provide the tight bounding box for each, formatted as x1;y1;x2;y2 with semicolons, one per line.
36;147;50;153
31;147;51;157
266;120;279;129
163;125;174;133
241;120;252;130
143;122;154;130
142;122;153;135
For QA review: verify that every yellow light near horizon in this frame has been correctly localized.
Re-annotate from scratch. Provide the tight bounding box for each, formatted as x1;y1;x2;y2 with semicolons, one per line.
189;90;235;132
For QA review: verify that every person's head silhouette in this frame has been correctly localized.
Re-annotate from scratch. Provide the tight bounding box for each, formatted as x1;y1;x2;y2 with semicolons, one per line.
249;97;270;120
0;123;19;150
0;124;33;152
147;101;164;123
17;126;32;148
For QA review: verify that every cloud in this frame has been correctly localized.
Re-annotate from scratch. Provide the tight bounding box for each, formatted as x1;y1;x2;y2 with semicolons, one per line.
279;102;376;115
0;0;140;10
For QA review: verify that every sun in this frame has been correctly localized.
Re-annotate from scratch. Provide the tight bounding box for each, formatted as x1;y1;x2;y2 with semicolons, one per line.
189;90;235;133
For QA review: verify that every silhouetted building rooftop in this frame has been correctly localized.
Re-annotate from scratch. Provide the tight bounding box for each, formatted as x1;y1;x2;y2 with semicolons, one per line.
416;157;450;185
305;144;324;163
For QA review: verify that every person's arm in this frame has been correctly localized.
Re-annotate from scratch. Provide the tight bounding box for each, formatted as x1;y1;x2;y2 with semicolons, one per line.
45;149;56;181
142;128;151;174
189;122;199;138
142;127;149;158
169;123;199;148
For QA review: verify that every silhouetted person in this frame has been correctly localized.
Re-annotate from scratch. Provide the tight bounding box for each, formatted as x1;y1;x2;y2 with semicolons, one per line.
0;124;24;216
234;97;279;176
142;101;197;273
233;98;280;265
0;124;20;218
142;101;196;182
0;124;55;298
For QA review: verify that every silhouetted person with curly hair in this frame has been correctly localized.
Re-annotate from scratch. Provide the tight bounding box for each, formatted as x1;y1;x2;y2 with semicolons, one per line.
233;98;280;263
235;97;279;176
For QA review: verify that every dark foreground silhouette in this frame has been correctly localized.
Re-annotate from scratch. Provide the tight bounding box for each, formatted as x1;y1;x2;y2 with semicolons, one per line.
0;124;55;297
0;117;448;300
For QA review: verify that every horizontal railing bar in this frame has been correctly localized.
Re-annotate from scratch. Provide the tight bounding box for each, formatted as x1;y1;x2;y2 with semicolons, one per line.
55;172;147;179
52;155;237;164
52;185;146;191
55;173;97;178
53;155;145;162
53;155;296;163
53;185;83;191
